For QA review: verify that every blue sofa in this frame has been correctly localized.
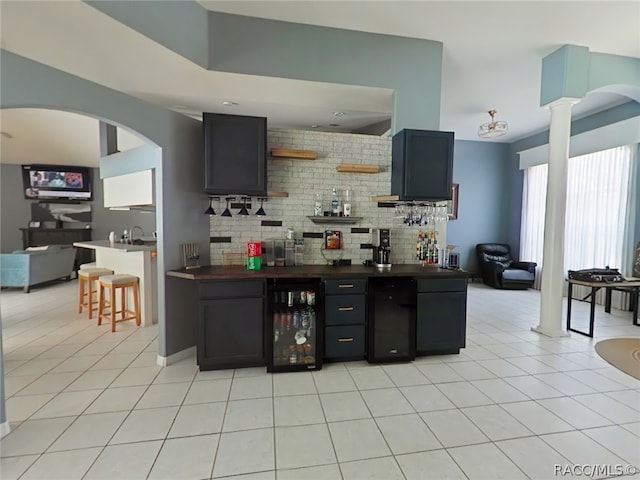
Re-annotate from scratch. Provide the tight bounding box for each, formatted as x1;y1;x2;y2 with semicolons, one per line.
0;245;76;293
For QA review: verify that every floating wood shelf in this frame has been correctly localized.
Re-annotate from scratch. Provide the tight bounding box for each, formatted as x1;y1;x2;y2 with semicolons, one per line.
267;191;289;198
371;195;400;202
307;216;363;225
336;164;381;174
270;148;318;160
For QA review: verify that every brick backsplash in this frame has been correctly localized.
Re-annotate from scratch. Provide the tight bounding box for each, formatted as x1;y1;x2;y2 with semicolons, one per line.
209;129;448;266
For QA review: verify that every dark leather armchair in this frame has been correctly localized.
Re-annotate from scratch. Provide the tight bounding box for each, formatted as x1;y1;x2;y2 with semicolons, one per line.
475;243;537;289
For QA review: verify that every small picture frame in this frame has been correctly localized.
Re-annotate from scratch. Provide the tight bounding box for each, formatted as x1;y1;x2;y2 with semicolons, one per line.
28;221;41;228
324;230;342;250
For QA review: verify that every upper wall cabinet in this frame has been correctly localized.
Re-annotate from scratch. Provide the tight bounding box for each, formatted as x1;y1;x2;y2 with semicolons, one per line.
391;129;454;201
203;113;267;196
103;169;154;208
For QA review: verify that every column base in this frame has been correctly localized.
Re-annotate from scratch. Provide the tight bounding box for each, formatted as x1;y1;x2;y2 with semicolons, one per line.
531;326;571;338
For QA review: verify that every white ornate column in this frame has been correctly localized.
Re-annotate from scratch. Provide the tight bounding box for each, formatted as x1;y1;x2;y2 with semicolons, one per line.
532;97;581;337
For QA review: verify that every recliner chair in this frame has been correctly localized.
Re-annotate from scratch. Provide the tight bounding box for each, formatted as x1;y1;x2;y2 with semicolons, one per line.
475;243;537;290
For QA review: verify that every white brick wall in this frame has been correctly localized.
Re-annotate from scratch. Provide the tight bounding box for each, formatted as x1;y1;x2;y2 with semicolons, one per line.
210;129;448;266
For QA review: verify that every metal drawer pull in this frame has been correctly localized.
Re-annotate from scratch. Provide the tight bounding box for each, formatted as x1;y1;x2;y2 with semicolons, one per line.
338;284;354;288
338;338;354;343
338;307;354;311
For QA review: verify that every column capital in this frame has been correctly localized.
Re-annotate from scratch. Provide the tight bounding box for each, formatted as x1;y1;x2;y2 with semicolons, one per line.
544;97;582;110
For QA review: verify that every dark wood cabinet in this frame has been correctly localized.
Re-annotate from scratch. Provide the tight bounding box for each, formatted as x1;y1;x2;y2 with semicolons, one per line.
416;278;467;355
197;280;265;370
20;227;93;270
203;113;267;196
324;278;367;361
391;129;454;201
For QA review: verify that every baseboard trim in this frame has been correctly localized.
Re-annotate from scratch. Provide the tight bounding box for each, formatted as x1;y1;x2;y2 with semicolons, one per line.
0;420;11;438
156;346;196;367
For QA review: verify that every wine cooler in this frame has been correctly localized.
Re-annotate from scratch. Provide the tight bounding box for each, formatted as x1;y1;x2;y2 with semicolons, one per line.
267;279;324;373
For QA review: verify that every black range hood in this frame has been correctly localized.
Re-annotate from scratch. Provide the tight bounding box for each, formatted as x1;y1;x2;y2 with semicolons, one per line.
390;129;455;201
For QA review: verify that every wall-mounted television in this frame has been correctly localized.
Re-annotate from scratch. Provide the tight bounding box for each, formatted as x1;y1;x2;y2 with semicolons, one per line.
21;164;92;201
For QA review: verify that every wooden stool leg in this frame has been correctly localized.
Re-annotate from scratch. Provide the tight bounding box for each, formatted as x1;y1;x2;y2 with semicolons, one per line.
88;278;94;319
121;286;126;320
111;285;117;333
78;277;85;314
133;282;140;327
98;283;104;326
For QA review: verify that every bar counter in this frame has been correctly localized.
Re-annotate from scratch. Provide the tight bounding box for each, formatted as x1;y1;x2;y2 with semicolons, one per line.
166;264;469;280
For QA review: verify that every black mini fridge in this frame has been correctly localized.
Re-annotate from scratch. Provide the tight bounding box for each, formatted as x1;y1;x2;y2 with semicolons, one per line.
368;277;416;363
267;278;323;372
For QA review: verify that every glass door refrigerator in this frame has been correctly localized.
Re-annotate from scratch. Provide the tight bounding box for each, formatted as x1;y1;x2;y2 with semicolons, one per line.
267;278;323;373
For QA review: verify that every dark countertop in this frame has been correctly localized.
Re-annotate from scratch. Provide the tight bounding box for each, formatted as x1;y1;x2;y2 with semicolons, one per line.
166;264;469;280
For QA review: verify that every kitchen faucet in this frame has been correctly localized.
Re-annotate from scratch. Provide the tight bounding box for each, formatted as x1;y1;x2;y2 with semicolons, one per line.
129;225;145;244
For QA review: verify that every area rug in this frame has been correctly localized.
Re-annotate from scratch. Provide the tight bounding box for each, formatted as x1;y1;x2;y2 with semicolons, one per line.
594;338;640;380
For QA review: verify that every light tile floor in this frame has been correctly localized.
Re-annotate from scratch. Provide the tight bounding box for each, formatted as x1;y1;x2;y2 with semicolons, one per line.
1;280;639;479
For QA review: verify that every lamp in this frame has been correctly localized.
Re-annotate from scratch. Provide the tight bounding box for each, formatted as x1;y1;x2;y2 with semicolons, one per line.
222;197;234;217
238;197;250;216
204;196;217;216
478;110;508;138
255;198;267;216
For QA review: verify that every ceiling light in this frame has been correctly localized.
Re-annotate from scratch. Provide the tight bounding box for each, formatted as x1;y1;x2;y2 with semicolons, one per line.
222;101;239;107
332;111;346;117
311;125;319;128
478;110;508;138
329;123;340;127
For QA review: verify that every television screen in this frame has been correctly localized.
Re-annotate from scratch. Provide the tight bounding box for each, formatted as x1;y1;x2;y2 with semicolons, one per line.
22;164;92;200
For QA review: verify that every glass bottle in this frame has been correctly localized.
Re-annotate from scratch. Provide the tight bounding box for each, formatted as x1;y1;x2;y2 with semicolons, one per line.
331;188;341;216
313;193;323;216
343;189;352;217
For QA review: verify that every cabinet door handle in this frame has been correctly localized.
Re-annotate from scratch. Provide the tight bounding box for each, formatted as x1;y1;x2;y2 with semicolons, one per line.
338;338;354;343
338;307;354;311
338;284;354;288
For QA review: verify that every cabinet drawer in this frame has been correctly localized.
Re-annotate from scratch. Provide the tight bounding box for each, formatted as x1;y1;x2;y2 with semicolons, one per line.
417;278;466;293
325;295;366;326
325;325;366;359
198;280;264;299
324;278;366;295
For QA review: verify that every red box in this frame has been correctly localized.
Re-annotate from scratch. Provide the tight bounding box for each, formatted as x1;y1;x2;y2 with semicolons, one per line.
247;242;262;257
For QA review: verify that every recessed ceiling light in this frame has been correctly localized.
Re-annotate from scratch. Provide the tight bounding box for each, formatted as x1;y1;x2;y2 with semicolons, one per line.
332;111;346;117
222;101;239;106
329;123;340;127
311;125;319;128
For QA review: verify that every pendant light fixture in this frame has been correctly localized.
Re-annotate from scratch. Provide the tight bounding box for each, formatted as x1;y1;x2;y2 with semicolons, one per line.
222;197;234;217
204;196;217;216
255;198;267;216
238;197;250;217
478;110;508;138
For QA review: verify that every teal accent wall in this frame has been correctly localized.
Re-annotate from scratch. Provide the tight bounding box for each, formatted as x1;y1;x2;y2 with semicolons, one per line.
588;53;640;93
207;12;443;133
83;3;444;133
447;141;510;270
87;0;209;67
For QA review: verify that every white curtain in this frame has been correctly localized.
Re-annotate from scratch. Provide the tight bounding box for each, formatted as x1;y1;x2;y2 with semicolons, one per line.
520;145;635;307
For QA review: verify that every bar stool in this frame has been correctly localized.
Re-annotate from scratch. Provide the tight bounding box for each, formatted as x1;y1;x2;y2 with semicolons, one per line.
98;274;141;332
79;262;97;270
78;268;114;319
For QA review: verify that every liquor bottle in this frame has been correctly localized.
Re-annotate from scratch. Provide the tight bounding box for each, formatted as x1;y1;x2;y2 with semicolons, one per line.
343;189;352;217
331;188;341;216
313;193;323;216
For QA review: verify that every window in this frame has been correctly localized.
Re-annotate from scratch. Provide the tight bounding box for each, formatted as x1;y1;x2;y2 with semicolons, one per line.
520;145;636;300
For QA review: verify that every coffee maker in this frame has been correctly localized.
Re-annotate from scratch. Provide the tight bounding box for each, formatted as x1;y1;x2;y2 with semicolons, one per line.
372;228;392;269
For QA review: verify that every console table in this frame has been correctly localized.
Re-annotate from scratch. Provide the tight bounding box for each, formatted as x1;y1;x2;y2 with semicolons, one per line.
20;228;93;270
566;278;640;337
